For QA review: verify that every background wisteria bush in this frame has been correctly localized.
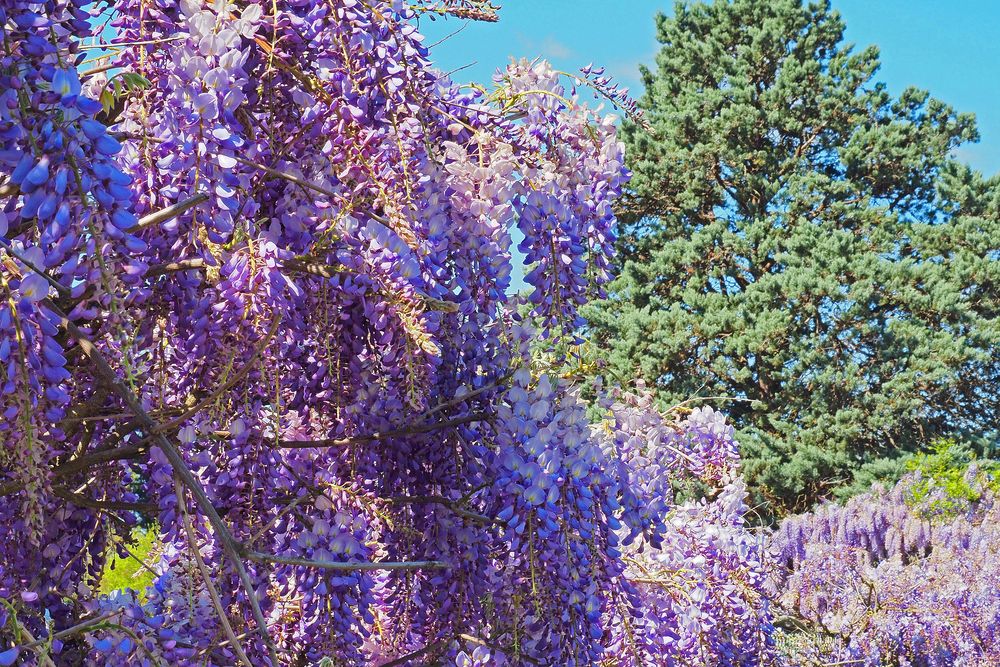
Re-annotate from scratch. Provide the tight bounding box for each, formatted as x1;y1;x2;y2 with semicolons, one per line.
769;452;1000;665
2;1;998;666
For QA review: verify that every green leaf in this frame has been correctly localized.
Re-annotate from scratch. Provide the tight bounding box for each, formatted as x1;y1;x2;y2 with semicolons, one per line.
100;88;115;115
120;72;152;91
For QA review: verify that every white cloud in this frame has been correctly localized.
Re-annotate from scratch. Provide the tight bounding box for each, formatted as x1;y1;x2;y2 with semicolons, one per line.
514;33;575;61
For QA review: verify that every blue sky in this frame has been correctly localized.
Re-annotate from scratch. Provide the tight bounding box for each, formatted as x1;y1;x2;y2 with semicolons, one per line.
420;0;1000;176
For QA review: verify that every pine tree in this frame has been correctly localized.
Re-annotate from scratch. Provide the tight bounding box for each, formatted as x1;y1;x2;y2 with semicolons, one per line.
586;0;1000;511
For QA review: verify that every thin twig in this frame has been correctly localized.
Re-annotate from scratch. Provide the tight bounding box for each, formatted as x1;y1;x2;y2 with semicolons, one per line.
444;62;476;78
229;155;338;198
14;610;122;651
276;413;487;449
81;62;116;78
112;535;162;582
387;495;496;524
78;36;185;50
228;155;395;227
667;395;756;413
0;239;72;298
247;493;310;547
426;20;470;49
135;193;210;231
190;630;257;661
52;487;155;513
419;375;509;420
146;258;207;277
176;477;255;667
55;444;145;478
247;551;449;572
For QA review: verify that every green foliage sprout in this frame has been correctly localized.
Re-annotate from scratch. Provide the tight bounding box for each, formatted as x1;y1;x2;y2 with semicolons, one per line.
902;439;1000;520
99;528;159;600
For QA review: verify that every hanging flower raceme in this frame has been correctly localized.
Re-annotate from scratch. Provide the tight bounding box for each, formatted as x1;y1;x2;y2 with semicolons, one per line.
488;361;619;665
770;469;1000;665
591;386;778;667
499;59;627;336
1;4;144;637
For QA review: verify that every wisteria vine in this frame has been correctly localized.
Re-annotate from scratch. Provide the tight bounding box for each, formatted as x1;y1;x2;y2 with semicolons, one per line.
0;2;773;666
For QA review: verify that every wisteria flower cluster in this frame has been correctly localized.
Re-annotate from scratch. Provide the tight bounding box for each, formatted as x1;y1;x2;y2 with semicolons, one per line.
770;467;1000;665
601;387;778;666
577;64;647;129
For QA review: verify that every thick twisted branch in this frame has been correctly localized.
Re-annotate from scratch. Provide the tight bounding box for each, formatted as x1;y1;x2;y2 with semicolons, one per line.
41;298;282;666
247;551;449;572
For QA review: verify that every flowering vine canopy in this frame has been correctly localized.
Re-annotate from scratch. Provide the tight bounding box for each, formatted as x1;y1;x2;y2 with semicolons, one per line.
0;1;770;665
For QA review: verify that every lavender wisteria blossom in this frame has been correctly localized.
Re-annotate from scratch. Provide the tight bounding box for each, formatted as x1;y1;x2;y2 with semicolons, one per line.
603;388;778;666
0;1;772;666
8;2;998;666
770;467;1000;665
1;1;141;653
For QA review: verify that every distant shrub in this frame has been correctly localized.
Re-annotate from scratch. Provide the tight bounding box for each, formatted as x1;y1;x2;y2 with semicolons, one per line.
769;449;1000;665
99;528;159;600
835;438;1000;510
900;439;1000;520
